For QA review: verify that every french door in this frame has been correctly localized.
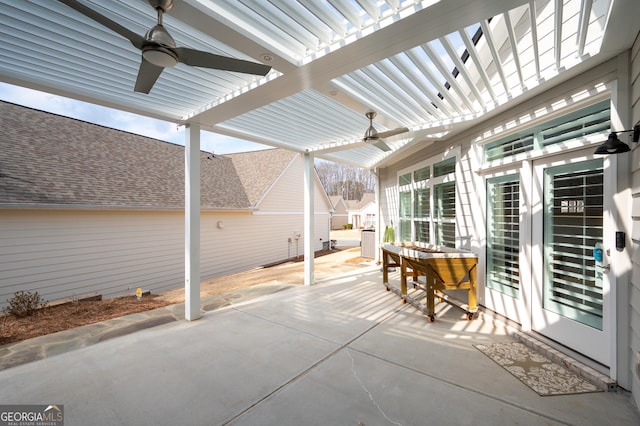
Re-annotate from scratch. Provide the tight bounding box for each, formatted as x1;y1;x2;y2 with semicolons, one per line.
531;151;614;366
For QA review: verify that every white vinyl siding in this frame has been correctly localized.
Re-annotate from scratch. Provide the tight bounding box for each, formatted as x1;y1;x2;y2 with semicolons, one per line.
0;209;185;304
254;156;330;253
0;156;332;309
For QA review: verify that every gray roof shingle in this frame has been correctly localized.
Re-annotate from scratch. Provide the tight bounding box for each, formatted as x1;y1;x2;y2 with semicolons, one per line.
229;149;297;206
0;101;296;210
345;193;375;210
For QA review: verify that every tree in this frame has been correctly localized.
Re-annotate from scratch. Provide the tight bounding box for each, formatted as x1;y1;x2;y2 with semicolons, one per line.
315;159;375;200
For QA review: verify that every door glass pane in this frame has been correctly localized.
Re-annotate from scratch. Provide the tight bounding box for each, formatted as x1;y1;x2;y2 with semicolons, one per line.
543;160;604;329
487;174;520;297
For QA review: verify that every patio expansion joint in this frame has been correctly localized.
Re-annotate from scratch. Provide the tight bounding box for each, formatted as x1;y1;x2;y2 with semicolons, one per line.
222;304;408;425
346;347;573;426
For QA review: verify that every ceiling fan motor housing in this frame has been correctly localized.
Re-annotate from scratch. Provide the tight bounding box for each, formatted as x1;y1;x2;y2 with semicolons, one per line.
148;0;173;13
364;111;379;141
143;24;178;67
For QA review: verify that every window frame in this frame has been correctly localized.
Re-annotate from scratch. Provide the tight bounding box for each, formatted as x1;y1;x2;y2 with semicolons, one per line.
396;149;459;247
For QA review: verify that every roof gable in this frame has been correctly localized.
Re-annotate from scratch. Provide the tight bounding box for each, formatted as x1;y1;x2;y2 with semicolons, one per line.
329;195;347;211
226;149;298;207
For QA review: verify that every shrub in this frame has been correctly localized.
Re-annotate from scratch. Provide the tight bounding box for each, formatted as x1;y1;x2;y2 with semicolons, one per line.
342;224;353;230
4;291;47;318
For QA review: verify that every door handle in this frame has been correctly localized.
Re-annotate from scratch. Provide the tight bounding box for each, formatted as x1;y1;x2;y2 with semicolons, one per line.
597;264;610;271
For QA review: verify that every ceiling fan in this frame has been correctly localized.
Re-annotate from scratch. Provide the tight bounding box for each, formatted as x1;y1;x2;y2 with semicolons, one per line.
58;0;272;93
363;112;409;152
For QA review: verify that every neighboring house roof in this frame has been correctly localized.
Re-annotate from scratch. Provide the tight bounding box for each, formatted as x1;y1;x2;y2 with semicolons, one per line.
346;193;375;212
0;101;297;210
228;149;297;206
329;195;348;213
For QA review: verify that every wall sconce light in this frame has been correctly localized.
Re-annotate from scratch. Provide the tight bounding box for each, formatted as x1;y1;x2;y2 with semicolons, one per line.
594;122;640;154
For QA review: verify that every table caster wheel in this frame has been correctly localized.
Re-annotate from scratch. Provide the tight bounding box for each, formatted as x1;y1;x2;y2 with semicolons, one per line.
427;314;435;322
466;312;475;320
385;286;390;292
401;298;406;304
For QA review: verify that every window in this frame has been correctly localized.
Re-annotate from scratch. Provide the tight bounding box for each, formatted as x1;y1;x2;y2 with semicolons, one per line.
414;188;430;218
484;100;610;163
397;154;456;246
413;165;430;182
414;188;430;243
434;182;456;247
433;157;456;177
399;173;411;186
399;191;412;241
486;175;520;297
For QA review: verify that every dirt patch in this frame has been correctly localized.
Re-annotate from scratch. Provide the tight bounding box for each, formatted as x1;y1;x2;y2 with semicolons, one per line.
1;247;371;346
0;295;171;346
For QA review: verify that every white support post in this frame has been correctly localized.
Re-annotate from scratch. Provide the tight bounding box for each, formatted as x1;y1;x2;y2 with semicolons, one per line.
185;124;201;321
304;152;314;286
374;168;381;265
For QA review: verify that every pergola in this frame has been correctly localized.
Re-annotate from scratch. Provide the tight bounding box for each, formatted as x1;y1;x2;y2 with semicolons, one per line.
1;0;638;320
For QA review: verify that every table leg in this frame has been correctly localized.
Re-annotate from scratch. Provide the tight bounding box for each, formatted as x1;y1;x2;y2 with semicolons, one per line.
467;264;477;312
400;259;407;296
426;273;436;322
382;251;389;284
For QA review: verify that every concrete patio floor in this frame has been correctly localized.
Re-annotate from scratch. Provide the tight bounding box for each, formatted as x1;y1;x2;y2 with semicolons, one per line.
0;265;639;425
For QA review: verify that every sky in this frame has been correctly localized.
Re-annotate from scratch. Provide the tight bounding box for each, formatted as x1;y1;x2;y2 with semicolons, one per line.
0;82;270;155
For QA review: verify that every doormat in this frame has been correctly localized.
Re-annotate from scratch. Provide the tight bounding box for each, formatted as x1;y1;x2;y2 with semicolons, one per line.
474;342;601;396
